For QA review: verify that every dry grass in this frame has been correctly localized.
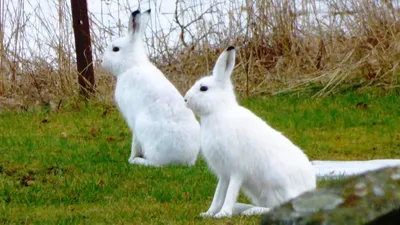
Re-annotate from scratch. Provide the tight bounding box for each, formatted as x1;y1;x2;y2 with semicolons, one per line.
1;0;400;110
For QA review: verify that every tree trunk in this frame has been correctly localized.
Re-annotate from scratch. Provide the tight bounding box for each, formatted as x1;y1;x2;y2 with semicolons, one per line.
71;0;95;98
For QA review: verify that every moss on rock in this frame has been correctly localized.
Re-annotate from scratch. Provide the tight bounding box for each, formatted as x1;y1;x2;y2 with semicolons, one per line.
261;166;400;225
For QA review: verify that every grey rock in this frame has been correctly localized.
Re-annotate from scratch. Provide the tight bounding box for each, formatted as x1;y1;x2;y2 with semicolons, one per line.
260;166;400;225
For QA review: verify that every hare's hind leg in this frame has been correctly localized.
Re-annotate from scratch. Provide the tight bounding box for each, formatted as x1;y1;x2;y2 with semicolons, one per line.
128;135;142;164
232;203;253;215
129;157;160;167
231;203;270;216
236;190;270;216
240;205;270;216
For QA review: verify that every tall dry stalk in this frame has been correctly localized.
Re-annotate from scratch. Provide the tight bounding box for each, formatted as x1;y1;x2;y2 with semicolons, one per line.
0;0;5;96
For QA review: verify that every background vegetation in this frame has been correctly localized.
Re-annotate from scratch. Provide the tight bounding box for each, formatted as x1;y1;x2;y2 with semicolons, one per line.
1;0;399;110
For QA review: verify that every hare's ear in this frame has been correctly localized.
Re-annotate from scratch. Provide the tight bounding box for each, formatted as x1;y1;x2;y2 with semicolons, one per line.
140;9;151;31
128;10;141;35
128;9;151;38
213;46;236;86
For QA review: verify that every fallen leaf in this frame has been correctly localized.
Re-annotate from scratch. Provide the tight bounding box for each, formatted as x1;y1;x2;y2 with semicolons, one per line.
102;109;109;117
20;174;35;186
89;127;97;137
97;180;105;187
355;102;368;110
106;136;115;143
41;119;49;123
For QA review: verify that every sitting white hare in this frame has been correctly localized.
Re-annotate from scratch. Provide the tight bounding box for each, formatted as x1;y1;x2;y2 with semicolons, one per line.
184;46;316;218
101;9;200;167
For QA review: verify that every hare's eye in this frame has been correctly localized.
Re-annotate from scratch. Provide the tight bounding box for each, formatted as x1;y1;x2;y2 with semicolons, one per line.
112;47;120;52
200;85;208;92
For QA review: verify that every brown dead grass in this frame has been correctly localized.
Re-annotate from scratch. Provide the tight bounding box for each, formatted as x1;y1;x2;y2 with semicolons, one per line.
1;0;399;110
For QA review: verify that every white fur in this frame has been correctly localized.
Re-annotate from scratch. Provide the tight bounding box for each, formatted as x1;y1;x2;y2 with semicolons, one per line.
184;46;316;218
101;10;200;167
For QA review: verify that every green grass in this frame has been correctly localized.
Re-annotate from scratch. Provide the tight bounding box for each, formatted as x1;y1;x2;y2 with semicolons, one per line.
0;91;399;224
241;90;400;160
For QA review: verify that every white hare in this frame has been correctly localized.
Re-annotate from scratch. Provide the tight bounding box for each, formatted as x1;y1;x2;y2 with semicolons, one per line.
101;9;200;167
184;46;316;218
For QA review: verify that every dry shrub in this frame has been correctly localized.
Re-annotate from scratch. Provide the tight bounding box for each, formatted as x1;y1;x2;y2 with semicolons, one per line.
1;0;399;110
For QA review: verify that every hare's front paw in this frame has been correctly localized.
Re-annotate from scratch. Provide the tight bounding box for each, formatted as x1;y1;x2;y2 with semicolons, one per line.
129;157;145;165
128;157;136;164
213;210;232;218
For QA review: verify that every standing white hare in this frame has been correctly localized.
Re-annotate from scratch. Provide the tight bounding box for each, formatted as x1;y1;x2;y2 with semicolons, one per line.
101;9;200;167
184;46;316;218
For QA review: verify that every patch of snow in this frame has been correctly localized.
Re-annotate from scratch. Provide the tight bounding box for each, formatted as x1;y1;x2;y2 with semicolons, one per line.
312;159;400;178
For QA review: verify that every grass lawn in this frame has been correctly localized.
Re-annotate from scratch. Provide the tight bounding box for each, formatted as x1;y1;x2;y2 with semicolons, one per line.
0;91;399;224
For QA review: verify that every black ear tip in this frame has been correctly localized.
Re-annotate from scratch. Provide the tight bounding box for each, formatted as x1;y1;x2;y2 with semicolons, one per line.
132;10;141;17
144;9;151;14
226;46;235;51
